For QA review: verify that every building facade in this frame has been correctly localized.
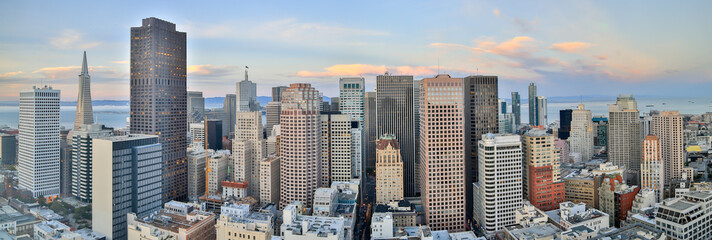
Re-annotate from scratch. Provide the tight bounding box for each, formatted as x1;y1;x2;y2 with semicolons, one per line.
0;134;16;165
18;86;60;199
74;51;94;129
320;113;354;186
259;154;280;205
236;72;260;112
70;124;113;202
523;129;565;211
641;135;664;202
375;134;403;204
364;91;377;172
130;17;187;202
187;91;205;124
652;111;684;183
233;111;265;196
570;104;594;161
224;94;237;136
511;92;521;128
655;191;712;240
265;101;281;137
528;83;537;125
608;94;641;173
187;143;207;200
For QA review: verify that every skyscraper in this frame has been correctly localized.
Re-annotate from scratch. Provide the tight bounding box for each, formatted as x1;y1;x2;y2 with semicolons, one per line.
272;86;288;102
187;91;205;124
641;135;664;202
70;124;113;202
463;75;498;221
74;51;93;130
92;134;162;240
364;91;377;171
206;119;223;150
536;96;548;126
652;111;684;183
279;83;322;209
224;94;236;136
473;134;523;236
558;109;573;140
19;86;60;199
320;113;354;186
528;83;537;125
236;70;259;112
419;75;466;231
498;98;507;114
608;94;641;173
0;134;16;165
130;17;187;202
233;111;264;196
187;143;207;200
375;134;403;204
338;77;364;181
511;92;521;128
570;104;594;161
376;74;417;197
523;129;565;211
265;101;281;136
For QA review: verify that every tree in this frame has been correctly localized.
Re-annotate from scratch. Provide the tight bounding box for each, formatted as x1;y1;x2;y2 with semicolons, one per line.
36;196;46;206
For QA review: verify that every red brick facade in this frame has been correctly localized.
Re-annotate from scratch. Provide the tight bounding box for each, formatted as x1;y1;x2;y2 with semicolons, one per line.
528;165;565;211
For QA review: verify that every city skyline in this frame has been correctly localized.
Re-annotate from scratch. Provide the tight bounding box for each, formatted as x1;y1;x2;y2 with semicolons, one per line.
1;1;712;101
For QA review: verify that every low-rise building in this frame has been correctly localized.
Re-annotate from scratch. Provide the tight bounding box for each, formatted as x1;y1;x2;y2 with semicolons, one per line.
281;202;349;240
514;201;548;228
592;223;665;240
598;174;640;227
126;201;217;240
33;220;70;240
503;223;561;240
554;202;609;233
215;203;273;240
563;169;601;209
655;191;712;240
0;204;40;236
373;200;418;227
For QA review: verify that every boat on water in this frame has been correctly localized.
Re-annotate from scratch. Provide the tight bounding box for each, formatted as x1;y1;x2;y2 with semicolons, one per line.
645;104;654;107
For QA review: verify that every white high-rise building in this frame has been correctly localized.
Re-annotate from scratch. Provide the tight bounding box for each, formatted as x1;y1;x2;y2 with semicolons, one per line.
70;124;113;202
642;135;664;202
570;104;593;161
608;94;641;172
652;111;684;183
236;70;260;112
320;114;354;186
259;154;280;205
233;111;264;196
189;122;205;146
656;191;712;240
18;86;61;199
339;77;364;182
536;96;548;126
473;134;523;236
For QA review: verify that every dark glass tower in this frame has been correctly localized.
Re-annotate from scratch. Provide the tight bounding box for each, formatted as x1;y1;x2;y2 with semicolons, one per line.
528;83;538;125
511;92;521;128
559;109;573;140
130;17;187;202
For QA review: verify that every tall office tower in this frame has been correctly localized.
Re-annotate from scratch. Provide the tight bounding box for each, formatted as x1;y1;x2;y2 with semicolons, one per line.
641;135;664;202
18;86;60;199
189;122;205;146
375;134;403;204
224;94;236;136
187;91;205;124
130;17;187;202
187;143;207;200
377;74;417;197
70;124;113;203
339;77;365;180
364;91;377;171
320;113;354;186
207;150;230;194
60;129;72;198
522;129;565;211
330;97;340;112
0;134;17;165
206;119;223;150
570;104;594;161
511;92;521;128
413;79;421;186
558;109;573;140
536;96;548;126
279;83;322;209
463;75;498;221
233;111;265;196
74;51;94;130
265;101;281;136
92;134;162;240
473;134;523;236
652;111;684;182
418;75;466;231
236;70;260;112
498;99;507;114
260;154;280;205
272;86;288;102
351;127;362;179
205;108;229;137
528;83;537;125
608;95;642;173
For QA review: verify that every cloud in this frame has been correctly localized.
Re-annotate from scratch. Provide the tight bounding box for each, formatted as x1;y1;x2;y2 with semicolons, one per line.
513;17;539;33
294;64;477;78
493;8;501;17
187;64;240;77
33;65;124;81
111;60;129;64
0;71;23;79
549;42;595;53
49;29;101;49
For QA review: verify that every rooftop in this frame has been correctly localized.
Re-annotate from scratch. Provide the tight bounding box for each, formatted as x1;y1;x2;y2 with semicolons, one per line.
505;223;561;239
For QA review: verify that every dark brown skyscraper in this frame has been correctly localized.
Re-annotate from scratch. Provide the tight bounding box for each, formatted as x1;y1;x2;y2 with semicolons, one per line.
463;75;498;221
130;17;187;202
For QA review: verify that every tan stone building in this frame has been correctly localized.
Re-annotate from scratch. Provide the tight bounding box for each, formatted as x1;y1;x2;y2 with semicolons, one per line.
418;74;466;231
126;201;216;240
652;111;684;183
233;111;265;197
215;204;273;240
523;129;565;211
259;154;280;205
563;169;601;209
642;135;664;202
208;150;230;194
376;134;403;204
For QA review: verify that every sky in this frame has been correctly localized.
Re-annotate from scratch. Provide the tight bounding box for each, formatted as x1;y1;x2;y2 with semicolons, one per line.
1;1;711;101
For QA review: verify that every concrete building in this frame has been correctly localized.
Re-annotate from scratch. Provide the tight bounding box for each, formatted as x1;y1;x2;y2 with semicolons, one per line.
592;223;665;240
259;154;280;205
511;92;521;129
320;114;354;186
130;17;188;202
222;181;248;199
503;223;561;240
652;111;684;183
186;143;208;200
187;91;205;124
70;124;113;202
281;202;348;240
233;111;265;196
570;104;593;161
236;70;260;112
555;202;609;232
523;129;565;211
18;86;60;199
563;169;601;209
215;203;273;240
608;94;641;173
279;83;322;209
463;75;498;221
189;122;205;146
655;191;712;240
473;134;523;236
208;150;230;194
642;135;664;202
338;77;365;179
528;83;538;125
536;96;548;126
370;212;394;239
418;75;466;231
0;134;16;165
598;174;640;227
514;201;548;228
377;74;417;197
92;134;163;240
126;201;216;240
373;201;419;228
375;134;403;204
224;94;236;136
364;92;377;172
74;51;94;130
272;86;288;102
265;101;281;137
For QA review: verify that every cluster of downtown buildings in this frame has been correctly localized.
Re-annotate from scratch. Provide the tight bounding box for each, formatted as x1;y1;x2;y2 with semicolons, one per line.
2;17;712;240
